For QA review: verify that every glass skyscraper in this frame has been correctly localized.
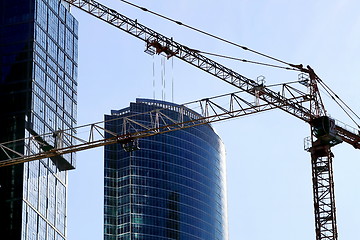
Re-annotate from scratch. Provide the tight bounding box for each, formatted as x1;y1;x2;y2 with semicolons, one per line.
0;0;78;239
104;99;228;240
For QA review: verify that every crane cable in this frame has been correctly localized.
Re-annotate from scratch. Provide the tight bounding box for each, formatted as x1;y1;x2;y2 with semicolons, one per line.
319;79;360;122
199;51;300;72
316;77;360;128
117;0;360;129
117;0;298;69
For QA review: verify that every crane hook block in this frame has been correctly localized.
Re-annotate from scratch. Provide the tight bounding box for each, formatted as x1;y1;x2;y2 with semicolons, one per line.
145;40;178;59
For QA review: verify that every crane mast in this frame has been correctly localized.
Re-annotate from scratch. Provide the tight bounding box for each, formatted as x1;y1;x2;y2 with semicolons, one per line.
310;144;338;240
307;69;339;240
1;0;360;239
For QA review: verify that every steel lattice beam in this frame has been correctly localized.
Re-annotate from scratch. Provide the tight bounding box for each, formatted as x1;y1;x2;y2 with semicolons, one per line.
310;144;338;240
66;0;313;122
0;91;309;168
2;1;358;240
65;0;360;149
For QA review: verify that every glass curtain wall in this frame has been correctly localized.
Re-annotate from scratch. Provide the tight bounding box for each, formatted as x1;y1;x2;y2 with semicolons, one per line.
104;99;228;240
0;0;78;239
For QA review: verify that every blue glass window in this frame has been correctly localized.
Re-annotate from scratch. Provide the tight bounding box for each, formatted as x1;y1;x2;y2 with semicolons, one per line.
104;99;228;240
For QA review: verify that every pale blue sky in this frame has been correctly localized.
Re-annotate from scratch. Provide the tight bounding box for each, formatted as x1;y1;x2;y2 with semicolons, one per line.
66;1;360;239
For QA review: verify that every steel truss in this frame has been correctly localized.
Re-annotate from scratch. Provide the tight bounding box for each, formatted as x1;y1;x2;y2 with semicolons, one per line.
65;0;360;148
1;1;359;240
66;0;313;121
0;90;309;168
310;143;338;240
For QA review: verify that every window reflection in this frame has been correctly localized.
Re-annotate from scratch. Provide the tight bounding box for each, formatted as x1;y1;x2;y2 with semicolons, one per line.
104;99;228;239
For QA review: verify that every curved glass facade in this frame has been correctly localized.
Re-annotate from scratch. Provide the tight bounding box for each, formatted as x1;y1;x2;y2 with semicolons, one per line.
104;99;228;240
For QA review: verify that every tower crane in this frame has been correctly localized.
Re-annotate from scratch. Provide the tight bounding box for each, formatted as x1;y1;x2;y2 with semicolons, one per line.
1;0;360;239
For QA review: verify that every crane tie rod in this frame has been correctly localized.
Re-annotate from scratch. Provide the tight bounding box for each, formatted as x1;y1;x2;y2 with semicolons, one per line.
317;78;360;128
118;0;300;69
199;51;301;71
299;66;360;129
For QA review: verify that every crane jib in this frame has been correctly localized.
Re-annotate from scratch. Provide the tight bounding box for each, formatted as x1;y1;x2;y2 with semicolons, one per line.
1;1;356;240
61;2;360;240
66;0;315;122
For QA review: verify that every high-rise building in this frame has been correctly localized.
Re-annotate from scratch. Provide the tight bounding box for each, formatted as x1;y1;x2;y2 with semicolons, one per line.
104;99;228;240
0;0;78;239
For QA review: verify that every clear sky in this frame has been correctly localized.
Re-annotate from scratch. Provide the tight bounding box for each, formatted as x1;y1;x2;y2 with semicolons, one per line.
66;0;360;239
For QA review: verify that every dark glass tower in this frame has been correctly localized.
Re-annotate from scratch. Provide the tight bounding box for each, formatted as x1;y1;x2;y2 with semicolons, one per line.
104;99;228;240
0;0;78;239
